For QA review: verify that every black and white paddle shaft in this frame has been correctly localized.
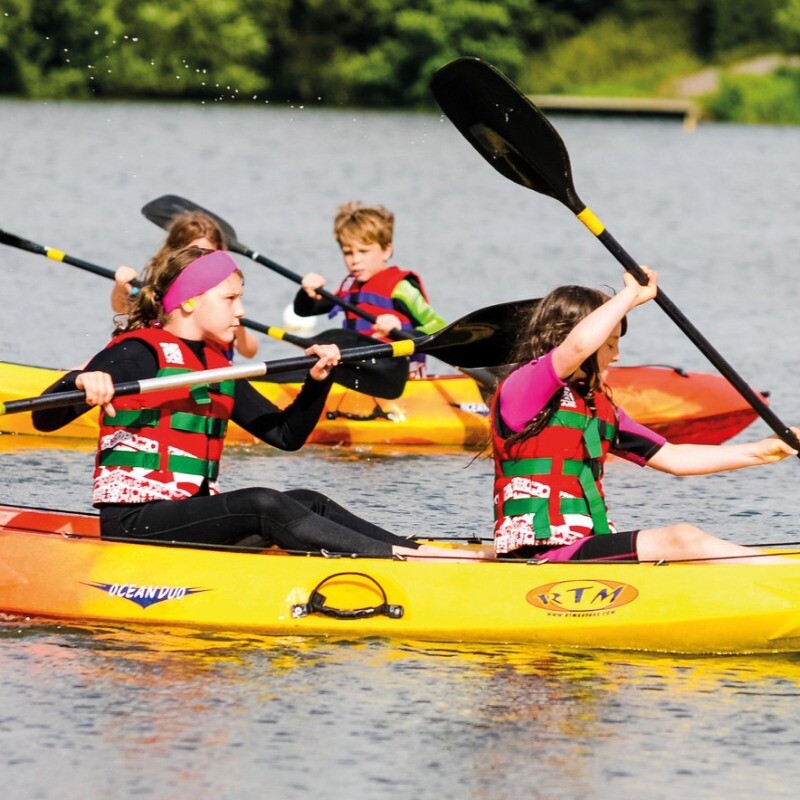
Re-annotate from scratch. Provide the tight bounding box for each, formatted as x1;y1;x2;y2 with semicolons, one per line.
0;299;538;416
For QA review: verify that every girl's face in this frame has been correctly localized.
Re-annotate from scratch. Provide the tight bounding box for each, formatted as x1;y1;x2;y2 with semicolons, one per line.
191;272;244;344
340;239;392;283
596;323;622;376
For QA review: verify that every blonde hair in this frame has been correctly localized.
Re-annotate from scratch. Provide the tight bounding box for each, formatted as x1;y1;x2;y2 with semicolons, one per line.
334;202;394;248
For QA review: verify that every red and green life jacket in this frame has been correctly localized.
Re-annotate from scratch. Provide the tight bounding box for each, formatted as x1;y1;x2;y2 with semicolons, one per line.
329;266;428;339
92;328;236;506
492;383;618;546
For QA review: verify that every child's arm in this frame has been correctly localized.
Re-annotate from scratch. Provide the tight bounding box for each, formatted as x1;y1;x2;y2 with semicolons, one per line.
647;433;799;476
552;269;656;379
293;273;336;317
111;266;138;313
374;278;447;336
234;326;259;359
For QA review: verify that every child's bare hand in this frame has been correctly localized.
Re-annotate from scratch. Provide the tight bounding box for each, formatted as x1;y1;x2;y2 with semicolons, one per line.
115;266;138;291
305;343;341;381
301;273;326;299
373;314;402;336
76;371;117;417
754;427;800;463
622;266;658;307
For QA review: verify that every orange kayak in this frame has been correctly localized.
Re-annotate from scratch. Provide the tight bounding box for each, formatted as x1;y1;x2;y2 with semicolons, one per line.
0;360;763;447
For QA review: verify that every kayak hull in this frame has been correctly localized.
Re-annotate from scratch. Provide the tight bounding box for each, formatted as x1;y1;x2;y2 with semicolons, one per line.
2;504;799;654
0;361;763;448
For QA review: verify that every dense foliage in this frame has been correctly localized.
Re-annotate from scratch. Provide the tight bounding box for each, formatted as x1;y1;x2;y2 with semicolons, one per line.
1;0;799;121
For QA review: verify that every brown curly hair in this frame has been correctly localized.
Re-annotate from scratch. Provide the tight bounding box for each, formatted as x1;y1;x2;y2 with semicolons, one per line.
116;246;214;334
141;212;226;285
501;285;625;447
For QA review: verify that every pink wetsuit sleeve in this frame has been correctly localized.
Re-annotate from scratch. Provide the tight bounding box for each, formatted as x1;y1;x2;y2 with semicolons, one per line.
498;351;566;433
611;407;667;466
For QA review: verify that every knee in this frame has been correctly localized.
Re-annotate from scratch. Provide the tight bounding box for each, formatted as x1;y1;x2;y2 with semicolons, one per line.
227;486;285;516
660;523;706;551
284;488;327;506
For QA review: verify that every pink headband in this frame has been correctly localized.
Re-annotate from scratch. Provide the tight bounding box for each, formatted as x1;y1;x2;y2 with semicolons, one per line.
162;251;239;313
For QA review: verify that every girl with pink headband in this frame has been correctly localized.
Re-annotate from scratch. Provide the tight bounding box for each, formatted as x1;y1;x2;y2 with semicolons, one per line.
34;247;482;561
111;211;258;359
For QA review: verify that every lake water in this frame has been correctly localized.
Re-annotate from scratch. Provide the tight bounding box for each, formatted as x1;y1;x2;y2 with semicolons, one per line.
1;96;800;798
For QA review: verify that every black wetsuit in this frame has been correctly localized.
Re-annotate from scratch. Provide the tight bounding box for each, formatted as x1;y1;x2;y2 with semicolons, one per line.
33;337;417;555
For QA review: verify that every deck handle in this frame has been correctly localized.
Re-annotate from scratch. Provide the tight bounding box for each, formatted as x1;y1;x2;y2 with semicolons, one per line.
291;572;404;620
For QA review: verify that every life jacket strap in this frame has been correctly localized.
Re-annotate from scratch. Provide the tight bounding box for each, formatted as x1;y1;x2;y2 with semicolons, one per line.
498;457;611;538
98;449;220;480
170;411;228;438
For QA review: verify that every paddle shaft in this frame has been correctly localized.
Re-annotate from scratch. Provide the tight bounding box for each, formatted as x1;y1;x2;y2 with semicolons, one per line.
0;228;142;288
240;242;500;388
232;241;416;338
0;227;330;350
141;195;501;389
429;58;799;451
1;295;537;415
0;340;411;416
582;218;800;451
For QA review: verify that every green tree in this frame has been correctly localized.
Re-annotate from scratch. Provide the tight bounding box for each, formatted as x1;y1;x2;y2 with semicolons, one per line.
0;0;273;98
776;0;800;50
269;0;547;106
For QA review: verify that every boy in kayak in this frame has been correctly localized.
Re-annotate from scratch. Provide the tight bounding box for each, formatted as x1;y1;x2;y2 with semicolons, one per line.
294;201;447;377
112;211;259;359
492;268;799;564
34;247;481;560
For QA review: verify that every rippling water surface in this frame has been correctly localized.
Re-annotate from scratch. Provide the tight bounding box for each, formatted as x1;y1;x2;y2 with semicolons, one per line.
1;98;800;798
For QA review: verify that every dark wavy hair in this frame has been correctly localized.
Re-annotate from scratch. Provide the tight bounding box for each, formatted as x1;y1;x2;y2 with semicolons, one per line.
501;285;625;447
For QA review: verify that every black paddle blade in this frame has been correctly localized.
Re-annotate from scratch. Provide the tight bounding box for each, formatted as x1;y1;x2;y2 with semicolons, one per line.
430;58;584;214
141;195;242;252
260;328;409;400
420;299;540;368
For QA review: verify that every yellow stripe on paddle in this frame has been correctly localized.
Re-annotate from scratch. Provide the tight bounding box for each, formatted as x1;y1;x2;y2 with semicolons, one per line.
391;339;416;357
45;248;66;262
577;207;605;236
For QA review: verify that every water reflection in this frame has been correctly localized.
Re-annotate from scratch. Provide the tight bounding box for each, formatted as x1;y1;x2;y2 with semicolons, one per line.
3;616;800;796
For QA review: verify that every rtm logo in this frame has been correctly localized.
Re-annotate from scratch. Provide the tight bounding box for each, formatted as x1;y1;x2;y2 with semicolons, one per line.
526;580;638;613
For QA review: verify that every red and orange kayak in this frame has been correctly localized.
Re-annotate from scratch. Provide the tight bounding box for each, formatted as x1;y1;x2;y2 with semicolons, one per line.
0;360;764;447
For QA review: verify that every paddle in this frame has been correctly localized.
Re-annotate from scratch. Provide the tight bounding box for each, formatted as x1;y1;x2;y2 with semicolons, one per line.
0;226;408;399
429;57;800;454
0;299;538;416
141;195;501;391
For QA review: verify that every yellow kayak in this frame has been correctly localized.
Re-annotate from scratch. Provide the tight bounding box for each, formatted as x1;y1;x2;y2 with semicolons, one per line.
0;360;762;447
0;503;799;654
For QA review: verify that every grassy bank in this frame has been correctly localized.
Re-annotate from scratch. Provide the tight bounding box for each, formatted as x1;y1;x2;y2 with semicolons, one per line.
520;13;800;125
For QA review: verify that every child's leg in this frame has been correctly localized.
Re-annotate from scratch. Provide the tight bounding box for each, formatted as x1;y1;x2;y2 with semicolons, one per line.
284;489;491;561
637;523;785;565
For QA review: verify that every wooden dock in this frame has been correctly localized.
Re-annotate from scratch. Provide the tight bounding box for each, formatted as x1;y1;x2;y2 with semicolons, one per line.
530;95;700;130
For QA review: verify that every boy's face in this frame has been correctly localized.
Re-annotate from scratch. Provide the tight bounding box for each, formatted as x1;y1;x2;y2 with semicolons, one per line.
340;239;393;283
